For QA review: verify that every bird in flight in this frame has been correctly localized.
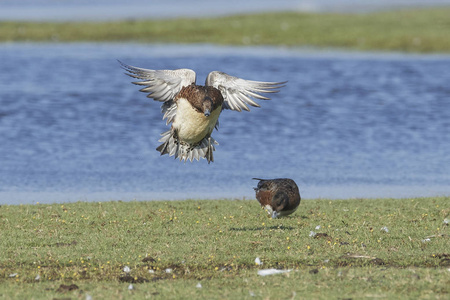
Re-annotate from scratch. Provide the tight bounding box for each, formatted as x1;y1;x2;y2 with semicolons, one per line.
120;61;286;163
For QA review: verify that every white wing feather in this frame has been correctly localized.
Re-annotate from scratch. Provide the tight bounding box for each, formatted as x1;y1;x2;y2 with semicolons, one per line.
205;71;286;112
119;61;196;103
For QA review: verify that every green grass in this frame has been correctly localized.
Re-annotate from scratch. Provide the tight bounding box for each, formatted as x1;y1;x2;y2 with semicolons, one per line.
0;197;449;299
1;8;450;52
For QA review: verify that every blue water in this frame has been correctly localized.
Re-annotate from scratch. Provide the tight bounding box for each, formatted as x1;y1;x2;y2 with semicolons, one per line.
0;43;449;204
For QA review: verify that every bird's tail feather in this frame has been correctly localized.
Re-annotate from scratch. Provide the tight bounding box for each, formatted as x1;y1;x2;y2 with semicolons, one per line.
156;130;218;164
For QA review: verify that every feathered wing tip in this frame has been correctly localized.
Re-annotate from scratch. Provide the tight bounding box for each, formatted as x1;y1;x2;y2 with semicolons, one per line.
205;71;287;112
252;178;267;181
156;130;219;164
252;178;265;191
118;60;197;103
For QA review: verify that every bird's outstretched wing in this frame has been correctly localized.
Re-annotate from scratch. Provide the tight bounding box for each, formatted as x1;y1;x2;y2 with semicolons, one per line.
119;61;196;103
205;71;286;112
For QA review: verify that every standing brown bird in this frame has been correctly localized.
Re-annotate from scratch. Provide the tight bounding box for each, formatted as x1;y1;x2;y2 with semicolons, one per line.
253;178;301;218
120;61;286;163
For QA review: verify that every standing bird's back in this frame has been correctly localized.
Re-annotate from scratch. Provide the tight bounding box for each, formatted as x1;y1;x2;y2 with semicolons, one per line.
254;178;301;218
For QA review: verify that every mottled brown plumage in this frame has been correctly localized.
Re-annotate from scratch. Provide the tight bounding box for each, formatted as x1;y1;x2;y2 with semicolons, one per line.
253;178;301;218
176;84;223;115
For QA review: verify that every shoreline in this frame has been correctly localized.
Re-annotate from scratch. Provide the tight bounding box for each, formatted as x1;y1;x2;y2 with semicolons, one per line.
2;185;449;205
3;41;450;58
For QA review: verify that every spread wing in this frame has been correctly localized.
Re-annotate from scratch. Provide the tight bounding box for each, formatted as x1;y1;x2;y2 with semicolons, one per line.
205;71;286;112
119;61;196;103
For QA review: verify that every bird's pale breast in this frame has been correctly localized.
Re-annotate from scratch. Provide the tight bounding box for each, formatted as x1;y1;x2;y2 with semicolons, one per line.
173;98;221;145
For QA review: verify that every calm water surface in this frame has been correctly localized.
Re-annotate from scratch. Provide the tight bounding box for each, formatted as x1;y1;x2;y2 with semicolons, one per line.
0;43;449;204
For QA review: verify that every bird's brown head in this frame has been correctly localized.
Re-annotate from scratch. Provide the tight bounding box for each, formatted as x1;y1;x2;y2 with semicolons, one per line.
271;191;289;218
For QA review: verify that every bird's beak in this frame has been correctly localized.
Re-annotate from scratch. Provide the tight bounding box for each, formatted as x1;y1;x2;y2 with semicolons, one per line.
204;109;211;117
271;211;278;219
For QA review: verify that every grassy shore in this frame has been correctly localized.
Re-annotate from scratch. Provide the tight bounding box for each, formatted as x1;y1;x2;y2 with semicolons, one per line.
1;8;450;53
0;197;449;299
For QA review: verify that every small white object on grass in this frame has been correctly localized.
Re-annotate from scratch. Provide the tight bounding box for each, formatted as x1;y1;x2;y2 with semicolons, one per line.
123;266;131;273
422;238;431;243
128;284;134;290
257;269;292;276
165;268;173;273
196;282;202;288
309;231;316;237
9;273;18;278
35;274;41;281
315;225;321;230
381;226;389;233
148;269;155;274
255;257;262;265
443;218;449;225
